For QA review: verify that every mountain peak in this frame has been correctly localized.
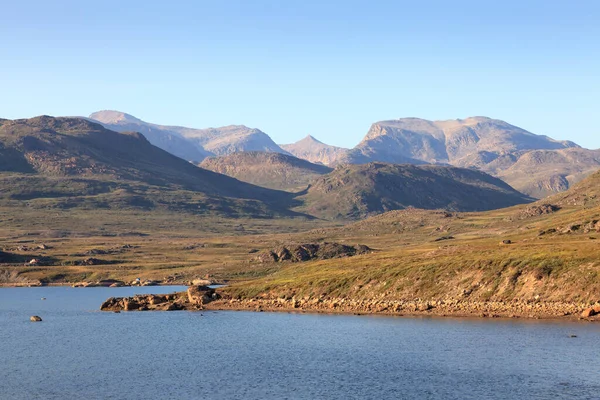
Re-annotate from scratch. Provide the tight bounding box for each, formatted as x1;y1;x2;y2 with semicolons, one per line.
300;135;322;143
89;110;142;125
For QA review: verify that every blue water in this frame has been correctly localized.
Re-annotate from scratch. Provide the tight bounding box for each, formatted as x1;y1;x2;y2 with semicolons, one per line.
1;287;599;399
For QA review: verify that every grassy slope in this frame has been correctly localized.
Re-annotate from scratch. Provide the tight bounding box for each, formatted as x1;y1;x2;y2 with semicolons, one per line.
223;172;600;304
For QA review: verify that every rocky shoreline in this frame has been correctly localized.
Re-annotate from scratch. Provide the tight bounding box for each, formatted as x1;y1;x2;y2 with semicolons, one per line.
99;286;600;321
206;297;600;321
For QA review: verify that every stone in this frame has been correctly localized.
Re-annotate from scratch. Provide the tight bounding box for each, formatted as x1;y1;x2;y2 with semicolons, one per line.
580;307;598;318
187;285;216;305
30;316;42;322
123;299;140;311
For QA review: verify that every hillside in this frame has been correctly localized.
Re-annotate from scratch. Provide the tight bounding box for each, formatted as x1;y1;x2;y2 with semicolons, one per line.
217;169;600;315
297;162;532;220
199;152;332;191
0;116;300;218
89;110;289;161
280;135;348;166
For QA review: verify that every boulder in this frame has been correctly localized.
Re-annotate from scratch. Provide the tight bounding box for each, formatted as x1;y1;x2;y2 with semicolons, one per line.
191;278;212;286
123;299;140;311
187;285;217;305
581;305;600;318
274;247;292;261
30;315;42;322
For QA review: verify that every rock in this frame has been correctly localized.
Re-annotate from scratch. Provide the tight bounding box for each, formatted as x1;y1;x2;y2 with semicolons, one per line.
434;235;455;242
191;278;212;286
580;306;600;318
30;316;42;322
165;303;184;311
274;247;292;261
123;299;140;311
500;240;512;245
28;258;40;265
37;244;49;250
187;285;217;305
256;242;371;263
98;279;125;287
518;204;560;219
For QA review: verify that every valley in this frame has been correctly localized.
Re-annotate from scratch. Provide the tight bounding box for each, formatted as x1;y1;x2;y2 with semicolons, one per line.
0;115;599;319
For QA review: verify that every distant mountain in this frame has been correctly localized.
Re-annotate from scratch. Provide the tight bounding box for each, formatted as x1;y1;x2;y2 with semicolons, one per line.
332;117;598;198
280;135;347;166
337;117;578;166
88;110;290;162
297;162;532;220
200;152;332;191
0;116;300;218
487;148;600;198
88;111;210;162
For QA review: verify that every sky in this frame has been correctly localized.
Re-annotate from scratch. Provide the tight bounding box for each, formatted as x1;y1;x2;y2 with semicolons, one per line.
1;0;599;148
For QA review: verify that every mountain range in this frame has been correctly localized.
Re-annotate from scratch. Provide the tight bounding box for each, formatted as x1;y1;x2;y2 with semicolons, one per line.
87;111;600;199
88;110;290;162
0;116;533;221
0;116;301;218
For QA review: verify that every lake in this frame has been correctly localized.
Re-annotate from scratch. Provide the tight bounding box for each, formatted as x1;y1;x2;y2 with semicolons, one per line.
1;287;599;399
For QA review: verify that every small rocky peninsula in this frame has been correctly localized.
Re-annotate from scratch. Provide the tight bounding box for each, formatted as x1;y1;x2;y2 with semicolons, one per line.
100;285;219;311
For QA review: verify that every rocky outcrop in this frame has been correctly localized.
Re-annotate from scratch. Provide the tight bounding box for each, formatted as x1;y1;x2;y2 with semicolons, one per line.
517;204;560;219
100;285;219;312
581;305;600;318
255;243;372;263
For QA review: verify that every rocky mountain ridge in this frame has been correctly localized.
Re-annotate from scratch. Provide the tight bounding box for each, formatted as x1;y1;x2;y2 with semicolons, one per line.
88;110;290;162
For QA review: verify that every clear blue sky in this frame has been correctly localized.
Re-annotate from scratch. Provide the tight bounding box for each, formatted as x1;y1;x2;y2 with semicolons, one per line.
1;0;599;148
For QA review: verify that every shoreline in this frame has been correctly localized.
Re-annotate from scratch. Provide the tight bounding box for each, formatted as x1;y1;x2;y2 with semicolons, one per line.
8;284;597;321
0;282;193;288
204;297;599;321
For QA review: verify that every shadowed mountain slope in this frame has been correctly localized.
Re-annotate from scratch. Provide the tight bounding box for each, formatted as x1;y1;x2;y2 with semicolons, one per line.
297;162;532;220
